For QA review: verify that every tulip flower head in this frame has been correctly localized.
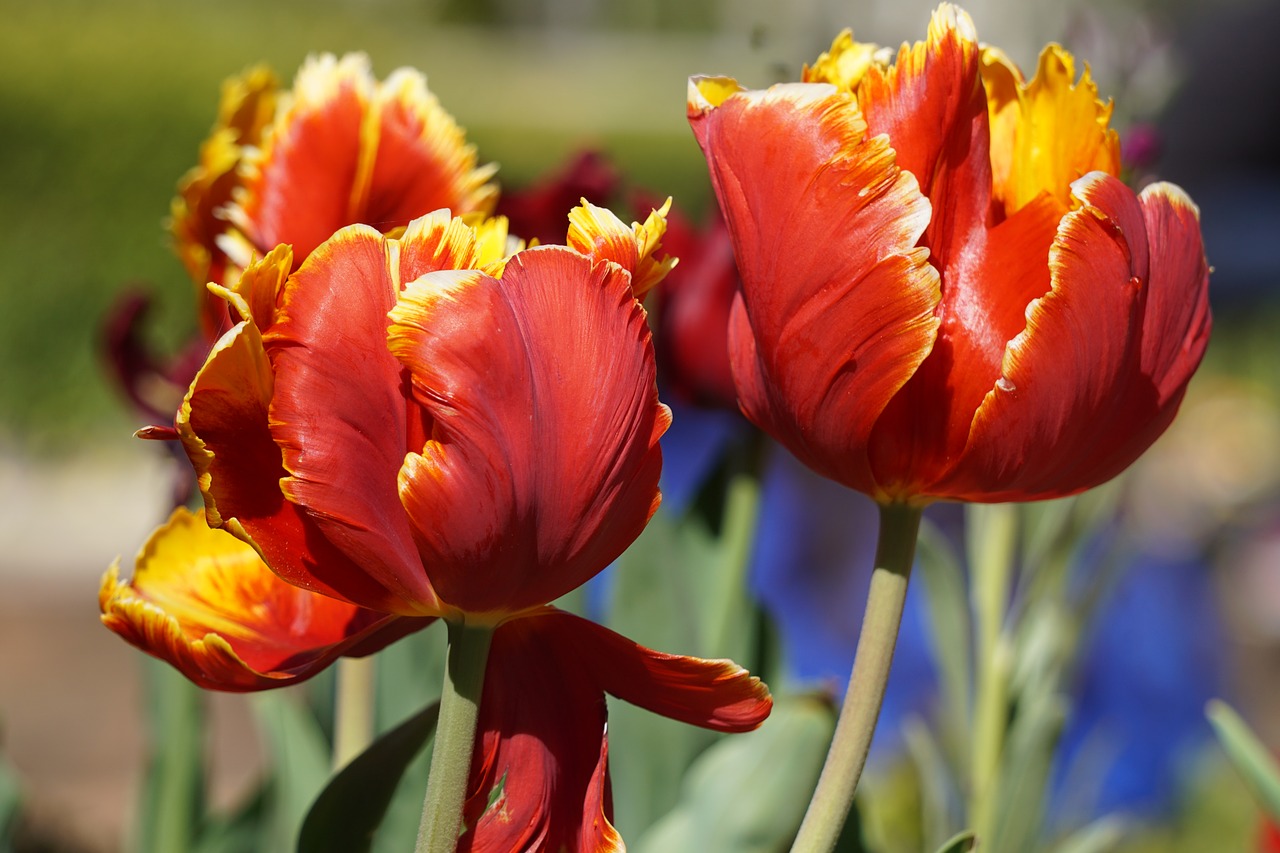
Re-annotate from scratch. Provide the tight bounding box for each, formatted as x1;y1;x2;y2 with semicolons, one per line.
688;4;1211;506
171;54;498;341
104;204;768;849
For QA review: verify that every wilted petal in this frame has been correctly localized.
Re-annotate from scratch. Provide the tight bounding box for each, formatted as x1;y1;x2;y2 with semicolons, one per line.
942;172;1211;500
389;247;667;615
689;77;939;498
547;611;773;732
99;507;430;691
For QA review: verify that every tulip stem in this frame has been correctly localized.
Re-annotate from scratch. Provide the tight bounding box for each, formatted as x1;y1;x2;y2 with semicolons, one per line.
416;620;495;853
791;502;923;853
332;655;377;771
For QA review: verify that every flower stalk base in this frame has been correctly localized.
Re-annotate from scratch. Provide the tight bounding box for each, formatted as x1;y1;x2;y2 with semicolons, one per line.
791;502;924;853
416;620;495;853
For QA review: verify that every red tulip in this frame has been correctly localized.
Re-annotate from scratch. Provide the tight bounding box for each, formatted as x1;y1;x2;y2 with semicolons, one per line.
687;5;1210;505
104;206;771;849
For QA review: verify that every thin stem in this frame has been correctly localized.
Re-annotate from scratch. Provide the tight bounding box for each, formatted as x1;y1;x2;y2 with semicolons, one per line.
791;502;924;853
332;655;377;771
416;620;495;853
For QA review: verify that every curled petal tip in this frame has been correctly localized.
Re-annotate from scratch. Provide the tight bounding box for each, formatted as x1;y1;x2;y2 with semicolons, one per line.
688;76;744;113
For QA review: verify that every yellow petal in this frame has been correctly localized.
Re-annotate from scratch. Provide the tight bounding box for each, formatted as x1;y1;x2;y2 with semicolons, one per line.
802;29;887;93
981;43;1121;214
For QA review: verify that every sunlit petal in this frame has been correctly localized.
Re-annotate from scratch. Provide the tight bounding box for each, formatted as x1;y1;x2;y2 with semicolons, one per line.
100;507;430;691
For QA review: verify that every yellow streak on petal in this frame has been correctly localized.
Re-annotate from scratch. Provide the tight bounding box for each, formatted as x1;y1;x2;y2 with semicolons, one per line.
981;43;1121;214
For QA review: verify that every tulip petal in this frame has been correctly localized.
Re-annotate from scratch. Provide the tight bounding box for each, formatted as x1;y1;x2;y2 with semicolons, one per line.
689;79;939;497
389;246;667;615
235;54;373;262
171;64;279;337
233;54;497;266
100;507;430;691
361;68;498;230
543;611;773;733
567;198;677;297
981;44;1121;214
942;172;1211;500
265;224;437;612
461;611;622;853
461;609;770;852
180;297;414;612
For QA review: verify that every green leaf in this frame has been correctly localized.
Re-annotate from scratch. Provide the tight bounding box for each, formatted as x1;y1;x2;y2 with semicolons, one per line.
1207;699;1280;820
633;696;839;853
191;784;269;853
915;519;972;741
933;829;976;853
254;691;333;852
1049;814;1130;853
136;658;206;853
0;751;22;847
297;701;440;853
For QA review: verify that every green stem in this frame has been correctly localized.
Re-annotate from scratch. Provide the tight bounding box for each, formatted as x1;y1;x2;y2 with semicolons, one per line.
791;502;924;853
416;620;495;853
332;655;377;771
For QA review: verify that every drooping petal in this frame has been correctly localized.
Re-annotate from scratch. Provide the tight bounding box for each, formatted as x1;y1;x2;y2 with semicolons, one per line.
389;246;667;616
461;609;770;852
99;507;430;691
264;224;437;612
688;77;939;498
461;611;622;853
938;172;1211;501
543;611;773;732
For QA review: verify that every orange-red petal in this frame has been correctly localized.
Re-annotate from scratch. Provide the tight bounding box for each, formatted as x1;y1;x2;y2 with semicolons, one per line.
389;246;667;616
460;609;770;852
937;172;1211;501
231;54;496;267
264;225;437;613
179;261;416;613
688;78;939;497
100;507;431;692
